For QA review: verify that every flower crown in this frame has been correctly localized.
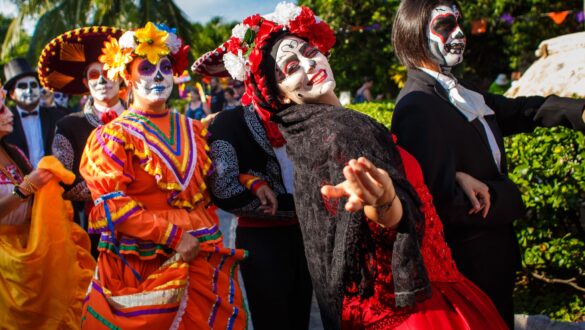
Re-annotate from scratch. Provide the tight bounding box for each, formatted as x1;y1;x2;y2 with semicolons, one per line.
221;2;336;81
99;22;190;81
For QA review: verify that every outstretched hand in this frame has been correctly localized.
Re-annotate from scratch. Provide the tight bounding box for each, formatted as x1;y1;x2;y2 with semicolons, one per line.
320;157;402;227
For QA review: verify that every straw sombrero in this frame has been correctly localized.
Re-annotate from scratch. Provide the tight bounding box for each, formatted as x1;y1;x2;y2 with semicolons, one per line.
38;26;123;95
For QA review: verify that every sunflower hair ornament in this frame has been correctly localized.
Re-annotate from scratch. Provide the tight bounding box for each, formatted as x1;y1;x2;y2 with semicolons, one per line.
99;22;190;81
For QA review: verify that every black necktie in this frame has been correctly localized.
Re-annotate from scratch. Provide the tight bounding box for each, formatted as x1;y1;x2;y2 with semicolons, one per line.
21;111;38;118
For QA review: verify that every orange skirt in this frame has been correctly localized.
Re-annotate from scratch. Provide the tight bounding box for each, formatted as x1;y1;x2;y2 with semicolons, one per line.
82;245;248;330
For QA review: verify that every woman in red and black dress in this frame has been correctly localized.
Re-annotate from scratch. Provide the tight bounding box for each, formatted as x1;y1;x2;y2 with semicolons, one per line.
193;3;508;329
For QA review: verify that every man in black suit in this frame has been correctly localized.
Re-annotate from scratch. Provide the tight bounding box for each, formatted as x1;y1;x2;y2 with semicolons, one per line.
391;0;585;328
3;58;65;167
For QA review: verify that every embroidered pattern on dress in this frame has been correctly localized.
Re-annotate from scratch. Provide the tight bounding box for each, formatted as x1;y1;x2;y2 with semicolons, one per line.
63;181;92;202
52;133;75;171
0;164;22;184
209;140;246;199
243;105;275;156
115;111;197;190
265;160;286;194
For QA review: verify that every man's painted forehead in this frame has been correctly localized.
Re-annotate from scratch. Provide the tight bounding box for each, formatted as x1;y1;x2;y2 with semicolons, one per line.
431;4;460;18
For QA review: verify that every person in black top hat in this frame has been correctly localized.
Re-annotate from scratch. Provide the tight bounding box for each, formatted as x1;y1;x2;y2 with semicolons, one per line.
3;57;65;167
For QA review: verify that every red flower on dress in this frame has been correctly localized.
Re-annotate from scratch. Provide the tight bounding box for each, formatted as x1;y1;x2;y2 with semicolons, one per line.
100;110;118;125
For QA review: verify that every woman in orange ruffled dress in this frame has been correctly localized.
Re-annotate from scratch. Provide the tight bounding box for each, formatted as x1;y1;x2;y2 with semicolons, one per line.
80;23;247;329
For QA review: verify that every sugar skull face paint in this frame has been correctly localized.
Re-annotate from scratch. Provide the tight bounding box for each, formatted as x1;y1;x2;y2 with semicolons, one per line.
86;62;120;102
275;36;336;105
13;76;41;106
53;92;69;107
132;57;174;103
427;4;465;68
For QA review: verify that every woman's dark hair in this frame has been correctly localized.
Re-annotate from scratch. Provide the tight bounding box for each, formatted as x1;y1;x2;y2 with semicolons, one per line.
252;29;291;112
392;0;459;69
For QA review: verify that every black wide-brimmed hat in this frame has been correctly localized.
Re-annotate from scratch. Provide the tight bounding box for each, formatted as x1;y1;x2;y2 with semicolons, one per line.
3;58;38;91
37;26;123;95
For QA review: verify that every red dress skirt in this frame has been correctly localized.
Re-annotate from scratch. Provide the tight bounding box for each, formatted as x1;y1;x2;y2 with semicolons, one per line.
342;147;508;330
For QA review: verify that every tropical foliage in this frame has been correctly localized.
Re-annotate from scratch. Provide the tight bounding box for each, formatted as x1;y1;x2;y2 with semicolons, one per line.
1;0;193;65
299;0;584;97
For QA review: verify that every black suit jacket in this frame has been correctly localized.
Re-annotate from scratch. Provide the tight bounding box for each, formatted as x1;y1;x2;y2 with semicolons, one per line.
5;106;66;160
393;69;585;236
391;68;585;324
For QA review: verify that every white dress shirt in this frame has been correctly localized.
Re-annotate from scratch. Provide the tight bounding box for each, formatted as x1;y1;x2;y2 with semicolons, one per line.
418;67;502;171
272;146;295;194
17;105;44;167
93;100;125;116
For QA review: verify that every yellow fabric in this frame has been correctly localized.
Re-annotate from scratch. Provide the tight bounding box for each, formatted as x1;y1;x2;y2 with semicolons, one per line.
0;156;96;330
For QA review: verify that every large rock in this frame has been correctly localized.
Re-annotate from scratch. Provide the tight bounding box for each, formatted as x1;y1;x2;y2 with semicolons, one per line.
506;32;585;98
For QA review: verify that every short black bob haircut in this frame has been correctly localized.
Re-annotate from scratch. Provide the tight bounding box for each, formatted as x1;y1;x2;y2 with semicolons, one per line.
392;0;461;69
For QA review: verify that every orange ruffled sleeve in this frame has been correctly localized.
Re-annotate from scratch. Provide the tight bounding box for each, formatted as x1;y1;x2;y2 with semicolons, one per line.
80;125;184;250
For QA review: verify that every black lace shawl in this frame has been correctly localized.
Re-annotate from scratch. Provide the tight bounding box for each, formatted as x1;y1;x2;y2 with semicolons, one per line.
272;104;431;329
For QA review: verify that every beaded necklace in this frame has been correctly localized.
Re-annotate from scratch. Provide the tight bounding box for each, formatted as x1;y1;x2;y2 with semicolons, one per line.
127;109;175;146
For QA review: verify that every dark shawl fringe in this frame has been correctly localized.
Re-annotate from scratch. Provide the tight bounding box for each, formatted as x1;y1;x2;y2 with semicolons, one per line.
272;104;431;329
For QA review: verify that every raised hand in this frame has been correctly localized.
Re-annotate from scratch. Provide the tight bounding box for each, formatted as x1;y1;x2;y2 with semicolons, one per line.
321;157;402;227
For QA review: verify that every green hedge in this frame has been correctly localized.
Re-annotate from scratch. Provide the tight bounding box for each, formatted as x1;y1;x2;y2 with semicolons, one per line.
348;102;585;322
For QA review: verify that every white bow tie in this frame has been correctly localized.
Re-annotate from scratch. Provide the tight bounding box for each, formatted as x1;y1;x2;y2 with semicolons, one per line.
418;67;502;171
442;77;495;122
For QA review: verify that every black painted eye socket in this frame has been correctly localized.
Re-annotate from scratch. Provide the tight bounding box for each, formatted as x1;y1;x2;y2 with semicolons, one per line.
432;15;458;41
16;81;39;89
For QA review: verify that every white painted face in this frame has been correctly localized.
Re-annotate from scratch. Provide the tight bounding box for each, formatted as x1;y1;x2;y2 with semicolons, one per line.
86;62;120;102
275;36;336;105
53;92;69;107
39;87;54;107
427;4;466;68
132;57;174;103
13;76;41;106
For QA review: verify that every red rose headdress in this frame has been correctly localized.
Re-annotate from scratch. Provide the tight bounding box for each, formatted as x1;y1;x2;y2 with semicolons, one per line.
192;2;336;147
